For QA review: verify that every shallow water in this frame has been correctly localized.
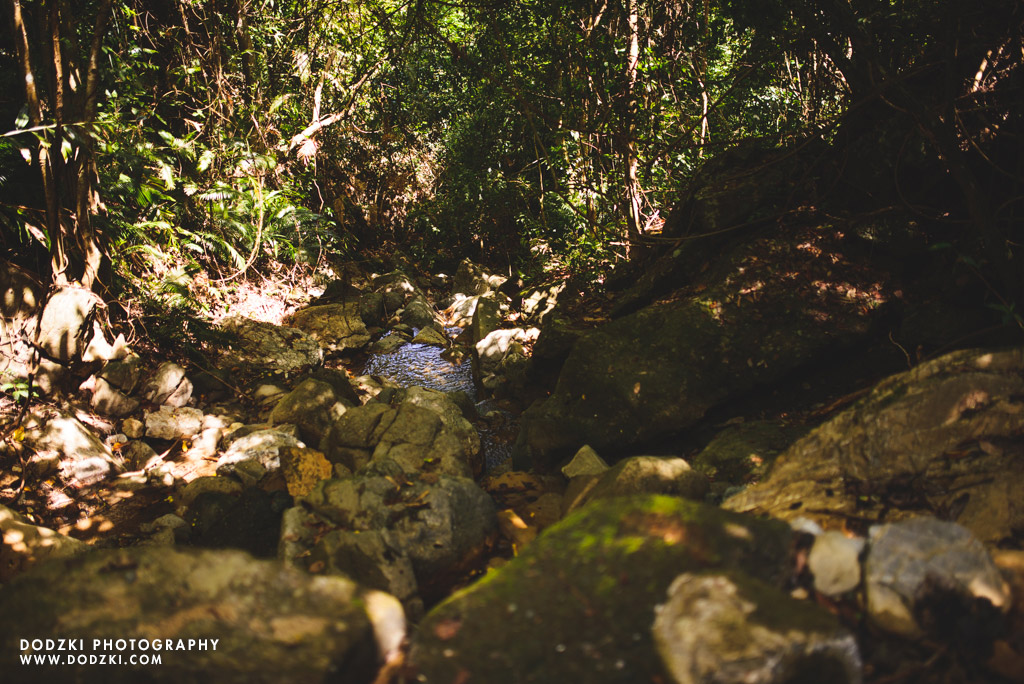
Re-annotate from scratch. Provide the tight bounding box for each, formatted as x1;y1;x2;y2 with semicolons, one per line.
359;331;515;471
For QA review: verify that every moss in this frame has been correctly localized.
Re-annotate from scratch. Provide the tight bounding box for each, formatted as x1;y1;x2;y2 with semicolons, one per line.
411;495;792;684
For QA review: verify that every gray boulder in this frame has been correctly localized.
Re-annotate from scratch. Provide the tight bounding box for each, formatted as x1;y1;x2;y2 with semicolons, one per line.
282;468;497;605
219;316;323;371
565;455;709;515
865;517;1010;638
141;361;193;407
144;406;204;441
0;546;400;684
21;408;120;487
451;258;507;296
269;378;352;444
286;302;371;352
0;504;88;582
400;295;437;330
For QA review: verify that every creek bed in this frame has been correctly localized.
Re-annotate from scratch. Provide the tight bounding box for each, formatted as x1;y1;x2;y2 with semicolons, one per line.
357;330;516;471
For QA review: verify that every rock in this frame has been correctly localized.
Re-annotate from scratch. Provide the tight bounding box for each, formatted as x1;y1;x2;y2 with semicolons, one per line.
35;287;101;363
0;260;43;319
724;348;1024;544
177;476;245;509
184;427;222;461
89;377;141;416
359;291;385;325
401;295;437;330
514;229;884;471
566;456;709;515
80;321;128;363
521;280;567;324
393;387;480;458
304;368;362;406
474;327;538;394
409;496;793;684
144;406;204;440
123;440;158;471
216;429;304;479
219;316;323;372
370;333;408;354
864;516;1010;639
561;445;610;479
97;354;144;394
470;297;502;343
0;546;392;683
445;294;479;327
452;258;507;296
691;420;805;486
269;378;350;444
21;408;119;486
142;361;193;407
280;446;333;497
286;302;371;352
411;326;448;346
653;571;861;684
808;531;864;596
283;470;496;604
121;417;144;439
373;270;423;313
186;488;292;558
0;504;88;582
321;390;480;479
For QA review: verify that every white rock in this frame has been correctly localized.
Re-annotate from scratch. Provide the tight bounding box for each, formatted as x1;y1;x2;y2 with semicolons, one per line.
144;406;204;440
808;531;864;596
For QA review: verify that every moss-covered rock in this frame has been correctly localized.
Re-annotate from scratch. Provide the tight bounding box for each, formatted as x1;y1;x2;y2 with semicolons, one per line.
514;227;886;471
409;495;793;683
0;546;388;683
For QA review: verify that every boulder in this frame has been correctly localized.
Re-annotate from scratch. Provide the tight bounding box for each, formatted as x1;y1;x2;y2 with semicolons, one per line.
865;517;1010;639
401;295;437;330
469;297;502;344
219;316;323;372
144;406;205;441
565;456;709;514
286;302;371;352
0;504;88;582
269;378;351;444
216;429;304;481
320;390;481;478
808;531;864;597
0;546;399;684
141;361;193;407
653;571;861;684
282;468;497;605
561;445;610;479
451;258;507;296
521;280;567;325
21;408;120;487
690;420;805;487
724;347;1024;544
409;495;794;684
35;287;101;363
411;326;448;347
514;228;885;471
370;333;408;354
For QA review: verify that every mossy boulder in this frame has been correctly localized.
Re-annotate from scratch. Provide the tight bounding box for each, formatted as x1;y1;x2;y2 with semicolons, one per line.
514;227;887;471
0;547;390;683
409;495;793;684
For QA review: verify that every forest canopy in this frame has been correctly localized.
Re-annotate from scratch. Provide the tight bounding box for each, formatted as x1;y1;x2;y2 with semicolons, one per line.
1;0;1022;310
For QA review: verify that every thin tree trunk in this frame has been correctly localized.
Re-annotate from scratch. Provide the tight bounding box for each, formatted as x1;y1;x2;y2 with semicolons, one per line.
622;0;643;258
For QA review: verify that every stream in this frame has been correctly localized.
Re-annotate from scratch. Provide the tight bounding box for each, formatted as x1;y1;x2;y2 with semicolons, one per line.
358;329;516;471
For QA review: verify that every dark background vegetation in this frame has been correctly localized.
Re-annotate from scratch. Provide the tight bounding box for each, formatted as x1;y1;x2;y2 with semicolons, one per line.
0;0;1022;331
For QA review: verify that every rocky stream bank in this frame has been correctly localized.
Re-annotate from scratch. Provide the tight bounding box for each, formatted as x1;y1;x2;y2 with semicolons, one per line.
2;148;1024;683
